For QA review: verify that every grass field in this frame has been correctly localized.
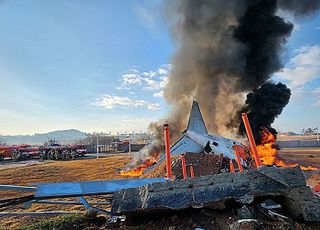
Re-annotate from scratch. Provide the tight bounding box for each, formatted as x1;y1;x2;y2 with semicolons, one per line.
0;155;132;229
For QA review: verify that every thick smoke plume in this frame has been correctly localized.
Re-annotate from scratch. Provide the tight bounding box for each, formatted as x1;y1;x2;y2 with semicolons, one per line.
238;82;291;144
133;0;320;165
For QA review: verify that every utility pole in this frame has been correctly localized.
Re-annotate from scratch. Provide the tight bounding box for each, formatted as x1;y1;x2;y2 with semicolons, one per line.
317;127;319;147
127;135;131;158
96;134;99;159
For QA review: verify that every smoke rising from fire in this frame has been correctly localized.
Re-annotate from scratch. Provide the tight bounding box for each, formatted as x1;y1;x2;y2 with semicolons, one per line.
237;82;291;144
135;0;320;164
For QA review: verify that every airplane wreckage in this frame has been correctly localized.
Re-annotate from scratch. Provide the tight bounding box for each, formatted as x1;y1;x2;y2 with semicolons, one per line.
1;101;320;225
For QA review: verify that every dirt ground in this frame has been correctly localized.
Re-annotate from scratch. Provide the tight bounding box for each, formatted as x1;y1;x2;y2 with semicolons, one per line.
0;150;320;229
278;148;320;166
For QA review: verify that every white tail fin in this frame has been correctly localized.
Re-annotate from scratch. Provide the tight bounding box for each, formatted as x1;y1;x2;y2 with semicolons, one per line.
186;101;208;134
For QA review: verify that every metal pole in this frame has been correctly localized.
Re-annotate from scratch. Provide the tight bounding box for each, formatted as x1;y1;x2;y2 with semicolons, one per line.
229;160;235;173
180;154;187;180
317;127;319;147
164;124;172;179
232;145;244;172
189;165;195;178
96;134;99;159
128;136;131;158
0;211;83;217
241;113;262;167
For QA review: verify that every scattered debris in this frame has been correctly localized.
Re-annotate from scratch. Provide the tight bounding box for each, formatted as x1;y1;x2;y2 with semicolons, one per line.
229;219;260;230
260;199;281;210
112;166;320;223
237;205;255;219
267;210;289;220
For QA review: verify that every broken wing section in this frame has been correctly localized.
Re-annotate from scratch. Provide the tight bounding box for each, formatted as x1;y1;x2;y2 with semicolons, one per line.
143;136;202;174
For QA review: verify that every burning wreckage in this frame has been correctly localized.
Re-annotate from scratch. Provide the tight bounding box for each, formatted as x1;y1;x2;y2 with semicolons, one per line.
0;101;320;228
1;0;320;228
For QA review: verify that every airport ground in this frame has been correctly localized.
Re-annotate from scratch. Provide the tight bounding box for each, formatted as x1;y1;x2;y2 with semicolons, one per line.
0;149;320;229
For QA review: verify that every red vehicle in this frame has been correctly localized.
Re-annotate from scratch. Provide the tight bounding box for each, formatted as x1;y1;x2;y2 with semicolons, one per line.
0;146;14;160
0;145;39;161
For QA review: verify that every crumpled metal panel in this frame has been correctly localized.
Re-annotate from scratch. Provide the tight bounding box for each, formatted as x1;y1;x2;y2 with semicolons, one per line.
35;178;166;198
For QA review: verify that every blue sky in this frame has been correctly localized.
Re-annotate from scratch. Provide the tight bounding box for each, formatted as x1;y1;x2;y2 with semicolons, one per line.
0;1;319;135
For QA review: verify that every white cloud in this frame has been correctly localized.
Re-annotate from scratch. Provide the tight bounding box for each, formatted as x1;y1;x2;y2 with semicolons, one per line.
116;86;130;90
122;73;143;85
153;91;163;98
275;45;320;88
93;95;160;110
119;64;171;94
142;71;157;78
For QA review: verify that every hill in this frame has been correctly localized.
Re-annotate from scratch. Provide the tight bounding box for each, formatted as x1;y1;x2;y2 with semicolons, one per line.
0;129;87;145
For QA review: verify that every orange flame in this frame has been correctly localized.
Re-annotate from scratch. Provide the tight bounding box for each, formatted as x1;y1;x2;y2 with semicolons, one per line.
120;157;157;177
256;128;318;171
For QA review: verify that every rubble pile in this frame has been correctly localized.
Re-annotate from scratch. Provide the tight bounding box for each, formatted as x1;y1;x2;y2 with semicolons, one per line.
143;152;231;179
172;152;230;179
112;167;320;227
106;208;316;230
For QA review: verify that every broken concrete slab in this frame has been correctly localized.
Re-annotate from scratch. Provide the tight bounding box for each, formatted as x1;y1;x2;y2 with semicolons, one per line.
282;186;320;222
111;166;320;222
257;165;305;187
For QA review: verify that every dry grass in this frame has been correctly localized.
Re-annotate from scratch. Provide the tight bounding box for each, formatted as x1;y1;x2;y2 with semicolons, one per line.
0;155;132;229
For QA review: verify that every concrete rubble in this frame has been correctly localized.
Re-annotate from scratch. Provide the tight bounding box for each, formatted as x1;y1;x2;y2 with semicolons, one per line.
112;166;320;222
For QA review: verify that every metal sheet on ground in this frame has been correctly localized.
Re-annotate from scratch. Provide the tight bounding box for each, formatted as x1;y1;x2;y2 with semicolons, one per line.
35;178;166;198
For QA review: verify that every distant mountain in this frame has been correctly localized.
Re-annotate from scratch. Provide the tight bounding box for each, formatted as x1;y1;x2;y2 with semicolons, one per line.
0;129;88;145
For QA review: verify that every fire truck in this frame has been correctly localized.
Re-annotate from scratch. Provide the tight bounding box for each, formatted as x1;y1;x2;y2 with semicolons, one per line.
0;144;39;161
0;144;86;161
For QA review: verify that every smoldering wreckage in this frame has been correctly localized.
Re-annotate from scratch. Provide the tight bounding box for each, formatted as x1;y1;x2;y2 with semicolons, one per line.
2;0;320;229
1;101;320;229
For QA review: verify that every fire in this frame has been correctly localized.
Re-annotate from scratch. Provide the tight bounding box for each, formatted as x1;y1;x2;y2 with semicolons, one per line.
256;128;318;171
120;157;157;177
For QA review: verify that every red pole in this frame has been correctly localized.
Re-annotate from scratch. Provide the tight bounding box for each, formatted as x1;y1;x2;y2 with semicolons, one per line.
164;124;172;179
180;154;187;180
229;160;235;173
241;113;262;167
190;165;195;178
233;145;244;172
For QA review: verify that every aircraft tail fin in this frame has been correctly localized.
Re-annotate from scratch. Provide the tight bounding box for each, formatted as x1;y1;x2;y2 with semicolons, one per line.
186;101;208;134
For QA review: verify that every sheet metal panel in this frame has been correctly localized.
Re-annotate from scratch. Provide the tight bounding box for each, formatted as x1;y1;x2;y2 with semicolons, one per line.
0;185;36;192
35;178;166;198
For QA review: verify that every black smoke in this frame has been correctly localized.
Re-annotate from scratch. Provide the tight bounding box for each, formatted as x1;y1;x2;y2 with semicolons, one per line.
233;0;294;90
228;0;294;139
229;0;319;140
238;82;291;144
